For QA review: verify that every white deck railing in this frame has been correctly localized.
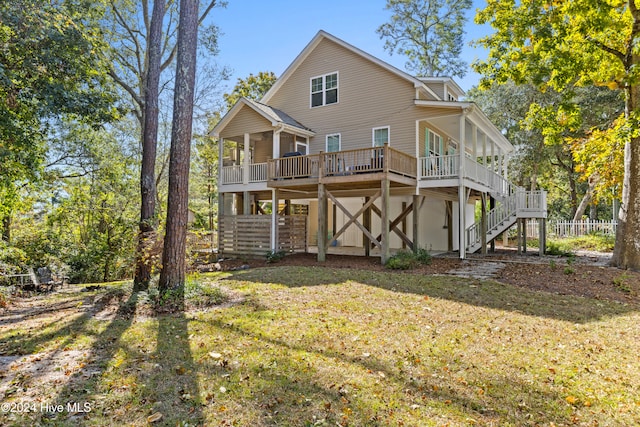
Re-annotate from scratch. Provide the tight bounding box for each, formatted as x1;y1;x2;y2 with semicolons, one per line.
221;165;244;184
466;189;548;251
220;163;268;185
419;155;511;196
249;162;268;182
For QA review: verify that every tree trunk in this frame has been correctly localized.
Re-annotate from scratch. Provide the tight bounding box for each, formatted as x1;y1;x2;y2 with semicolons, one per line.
572;175;596;222
158;0;199;294
612;79;640;270
1;214;10;243
133;0;165;291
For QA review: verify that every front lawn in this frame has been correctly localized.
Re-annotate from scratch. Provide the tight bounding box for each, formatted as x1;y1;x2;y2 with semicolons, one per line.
1;267;638;426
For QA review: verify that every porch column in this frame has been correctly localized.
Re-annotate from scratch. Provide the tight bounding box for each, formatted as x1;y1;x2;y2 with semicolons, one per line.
472;124;478;160
271;189;279;252
273;128;282;159
458;112;467;259
491;140;495;173
243;133;250;185
497;148;503;179
381;178;390;264
318;183;328;262
503;153;509;180
482;134;487;166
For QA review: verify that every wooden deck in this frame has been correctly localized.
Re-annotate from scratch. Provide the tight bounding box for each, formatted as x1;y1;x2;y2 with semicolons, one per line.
267;145;417;189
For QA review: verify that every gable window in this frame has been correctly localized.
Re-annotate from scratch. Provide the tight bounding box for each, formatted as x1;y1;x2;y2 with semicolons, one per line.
372;127;389;147
311;72;338;107
326;134;340;152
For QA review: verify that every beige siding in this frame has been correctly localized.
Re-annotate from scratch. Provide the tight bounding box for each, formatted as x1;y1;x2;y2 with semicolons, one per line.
268;38;423;156
219;106;273;139
424;82;445;100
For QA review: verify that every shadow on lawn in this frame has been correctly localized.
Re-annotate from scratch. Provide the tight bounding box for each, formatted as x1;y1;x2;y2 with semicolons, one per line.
227;267;637;323
0;288;203;426
201;315;575;425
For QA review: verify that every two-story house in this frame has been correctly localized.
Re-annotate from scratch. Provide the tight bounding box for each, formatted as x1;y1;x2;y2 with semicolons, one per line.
211;30;547;263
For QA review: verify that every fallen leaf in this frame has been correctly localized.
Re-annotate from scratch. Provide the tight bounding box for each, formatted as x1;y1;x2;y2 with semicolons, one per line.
565;395;578;405
147;412;162;423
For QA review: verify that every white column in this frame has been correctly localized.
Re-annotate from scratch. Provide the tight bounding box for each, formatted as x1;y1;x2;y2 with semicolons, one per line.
482;134;487;166
458;112;467;259
243;133;250;185
273;129;281;159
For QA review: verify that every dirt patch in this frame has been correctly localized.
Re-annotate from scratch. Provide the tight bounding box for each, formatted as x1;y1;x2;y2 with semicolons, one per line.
211;249;640;307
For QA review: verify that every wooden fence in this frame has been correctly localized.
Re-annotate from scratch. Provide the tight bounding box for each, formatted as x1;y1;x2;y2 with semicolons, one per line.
524;219;617;238
218;215;307;256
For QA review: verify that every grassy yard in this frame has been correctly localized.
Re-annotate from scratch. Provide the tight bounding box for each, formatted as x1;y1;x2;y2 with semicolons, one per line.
1;266;639;426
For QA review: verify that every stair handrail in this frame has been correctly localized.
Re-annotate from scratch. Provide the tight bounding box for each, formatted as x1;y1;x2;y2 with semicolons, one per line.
466;189;520;250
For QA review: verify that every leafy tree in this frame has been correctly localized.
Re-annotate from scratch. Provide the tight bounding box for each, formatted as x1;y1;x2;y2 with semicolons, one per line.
223;71;278;110
159;0;200;295
0;0;118;237
9;121;138;283
474;0;640;269
376;0;472;77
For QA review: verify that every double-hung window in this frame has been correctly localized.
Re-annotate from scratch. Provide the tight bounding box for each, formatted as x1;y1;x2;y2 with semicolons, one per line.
311;72;338;107
326;134;341;152
372;127;389;147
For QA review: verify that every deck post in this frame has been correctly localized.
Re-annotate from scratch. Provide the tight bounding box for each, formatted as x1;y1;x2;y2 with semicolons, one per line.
516;218;522;254
318;183;327;262
271;189;279;252
413;195;420;253
381;178;390;264
523;218;528;253
364;196;371;256
489;196;496;252
243;191;250;215
539;217;546;255
481;193;487;255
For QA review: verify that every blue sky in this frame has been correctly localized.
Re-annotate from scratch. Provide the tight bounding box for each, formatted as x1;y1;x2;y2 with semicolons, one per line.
210;0;493;94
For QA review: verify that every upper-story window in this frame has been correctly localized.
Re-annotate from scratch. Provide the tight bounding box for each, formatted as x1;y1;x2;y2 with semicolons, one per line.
326;134;341;152
372;126;389;147
311;72;338;107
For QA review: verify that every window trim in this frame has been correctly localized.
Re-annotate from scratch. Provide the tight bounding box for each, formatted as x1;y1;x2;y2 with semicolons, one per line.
372;126;390;147
310;71;339;108
325;133;341;152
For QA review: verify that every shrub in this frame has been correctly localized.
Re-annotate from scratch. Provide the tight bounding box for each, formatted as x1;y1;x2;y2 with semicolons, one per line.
266;250;286;263
385;248;432;270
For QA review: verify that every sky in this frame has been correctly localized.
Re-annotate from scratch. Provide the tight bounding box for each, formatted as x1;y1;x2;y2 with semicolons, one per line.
210;0;493;96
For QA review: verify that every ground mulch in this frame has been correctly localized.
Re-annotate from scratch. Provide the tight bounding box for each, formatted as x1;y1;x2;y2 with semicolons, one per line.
211;249;640;307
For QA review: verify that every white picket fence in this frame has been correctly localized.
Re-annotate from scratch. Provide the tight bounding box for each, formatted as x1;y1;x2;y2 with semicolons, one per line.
524;219;617;238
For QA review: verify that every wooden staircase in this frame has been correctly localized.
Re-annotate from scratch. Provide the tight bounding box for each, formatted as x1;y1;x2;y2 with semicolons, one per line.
466;189;547;254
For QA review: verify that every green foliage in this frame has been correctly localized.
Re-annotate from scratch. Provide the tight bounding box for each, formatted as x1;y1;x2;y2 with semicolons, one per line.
377;0;472;78
613;274;632;294
545;241;575;257
266;250;287;264
385;248;432;270
0;0;118;217
223;71;277;110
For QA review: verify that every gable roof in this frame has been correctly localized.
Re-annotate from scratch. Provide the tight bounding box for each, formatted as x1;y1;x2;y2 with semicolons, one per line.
261;30;441;103
210;97;314;138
